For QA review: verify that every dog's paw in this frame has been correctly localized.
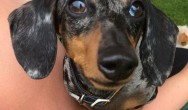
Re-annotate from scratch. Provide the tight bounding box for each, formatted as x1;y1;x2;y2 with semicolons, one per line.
176;25;188;48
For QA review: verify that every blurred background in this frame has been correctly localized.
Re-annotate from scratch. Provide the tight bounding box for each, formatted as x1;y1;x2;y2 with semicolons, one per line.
151;0;188;25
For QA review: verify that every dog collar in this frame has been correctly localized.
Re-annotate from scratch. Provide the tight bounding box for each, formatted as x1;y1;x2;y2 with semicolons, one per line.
63;55;117;108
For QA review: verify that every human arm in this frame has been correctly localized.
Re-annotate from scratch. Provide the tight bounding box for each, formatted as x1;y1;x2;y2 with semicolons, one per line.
143;63;188;110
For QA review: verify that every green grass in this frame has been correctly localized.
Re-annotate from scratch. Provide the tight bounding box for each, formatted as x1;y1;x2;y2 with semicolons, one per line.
151;0;188;25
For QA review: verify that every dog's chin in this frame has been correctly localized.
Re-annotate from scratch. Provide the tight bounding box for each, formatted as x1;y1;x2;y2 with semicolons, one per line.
79;69;131;91
77;71;125;94
89;78;127;90
77;73;117;96
78;69;129;91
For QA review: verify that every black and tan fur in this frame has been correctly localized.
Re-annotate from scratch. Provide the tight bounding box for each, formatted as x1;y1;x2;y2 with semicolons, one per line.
8;0;178;109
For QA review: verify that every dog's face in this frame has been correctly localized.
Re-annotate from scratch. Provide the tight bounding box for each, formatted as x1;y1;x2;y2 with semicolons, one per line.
9;0;178;109
59;0;146;90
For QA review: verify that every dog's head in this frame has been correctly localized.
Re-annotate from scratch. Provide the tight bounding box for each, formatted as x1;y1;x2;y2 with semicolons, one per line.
9;0;178;109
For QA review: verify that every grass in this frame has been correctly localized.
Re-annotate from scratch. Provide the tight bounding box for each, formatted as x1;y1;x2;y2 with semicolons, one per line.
151;0;188;25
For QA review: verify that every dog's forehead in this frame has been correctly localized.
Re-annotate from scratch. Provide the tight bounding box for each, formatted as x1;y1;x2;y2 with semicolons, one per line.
92;0;131;3
92;0;131;14
98;0;128;7
92;0;129;3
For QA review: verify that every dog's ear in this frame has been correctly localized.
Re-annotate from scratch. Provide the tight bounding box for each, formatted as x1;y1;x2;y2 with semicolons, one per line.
140;2;179;86
8;0;58;79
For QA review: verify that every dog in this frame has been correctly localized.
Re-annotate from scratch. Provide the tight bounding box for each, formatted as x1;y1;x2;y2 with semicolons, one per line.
177;25;188;48
8;0;178;110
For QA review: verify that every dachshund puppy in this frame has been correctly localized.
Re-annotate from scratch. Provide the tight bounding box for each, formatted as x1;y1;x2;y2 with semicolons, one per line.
177;26;188;48
8;0;178;110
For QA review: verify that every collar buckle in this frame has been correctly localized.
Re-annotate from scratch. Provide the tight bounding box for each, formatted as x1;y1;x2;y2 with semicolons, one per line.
90;98;110;107
69;92;110;107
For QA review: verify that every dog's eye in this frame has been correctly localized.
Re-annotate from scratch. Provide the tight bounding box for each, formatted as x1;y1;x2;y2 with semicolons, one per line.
69;0;87;14
129;1;144;17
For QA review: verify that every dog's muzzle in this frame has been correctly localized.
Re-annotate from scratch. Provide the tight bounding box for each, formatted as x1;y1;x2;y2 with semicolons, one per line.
63;55;119;107
63;55;158;109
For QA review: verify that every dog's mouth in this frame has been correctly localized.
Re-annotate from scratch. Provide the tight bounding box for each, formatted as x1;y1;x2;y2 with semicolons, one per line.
63;55;120;107
89;78;127;89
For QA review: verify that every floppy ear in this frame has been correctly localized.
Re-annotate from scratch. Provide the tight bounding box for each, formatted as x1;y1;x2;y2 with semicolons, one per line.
8;0;58;79
140;2;179;86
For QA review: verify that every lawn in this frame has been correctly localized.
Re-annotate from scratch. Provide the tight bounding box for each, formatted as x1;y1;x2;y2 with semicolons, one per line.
151;0;188;25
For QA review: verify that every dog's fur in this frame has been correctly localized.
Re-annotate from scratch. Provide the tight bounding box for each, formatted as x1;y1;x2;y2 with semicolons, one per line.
8;0;178;109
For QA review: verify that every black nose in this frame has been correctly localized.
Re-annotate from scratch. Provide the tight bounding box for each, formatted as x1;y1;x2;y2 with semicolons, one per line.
98;51;138;81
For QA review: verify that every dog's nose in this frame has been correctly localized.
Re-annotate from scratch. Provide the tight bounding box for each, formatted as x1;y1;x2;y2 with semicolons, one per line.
98;52;138;81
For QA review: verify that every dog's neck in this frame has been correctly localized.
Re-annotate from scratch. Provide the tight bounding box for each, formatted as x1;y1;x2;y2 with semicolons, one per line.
63;55;117;108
